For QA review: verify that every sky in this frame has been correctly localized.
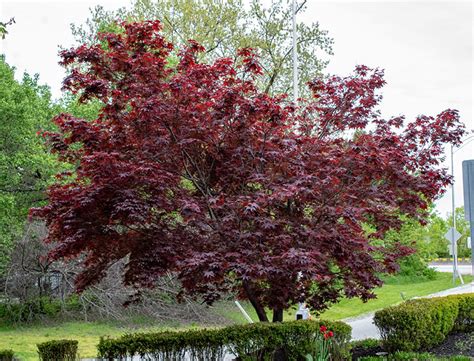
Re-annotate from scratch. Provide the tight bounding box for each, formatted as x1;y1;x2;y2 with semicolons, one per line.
0;0;473;217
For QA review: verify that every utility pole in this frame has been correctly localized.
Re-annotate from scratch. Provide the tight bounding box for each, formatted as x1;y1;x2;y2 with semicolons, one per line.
451;144;463;284
449;136;474;284
292;0;298;103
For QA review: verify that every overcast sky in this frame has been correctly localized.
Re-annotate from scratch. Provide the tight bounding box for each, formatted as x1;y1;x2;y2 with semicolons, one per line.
1;0;473;217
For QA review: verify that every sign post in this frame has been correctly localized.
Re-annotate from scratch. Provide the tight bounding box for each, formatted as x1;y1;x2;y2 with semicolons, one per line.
462;160;474;283
444;227;463;284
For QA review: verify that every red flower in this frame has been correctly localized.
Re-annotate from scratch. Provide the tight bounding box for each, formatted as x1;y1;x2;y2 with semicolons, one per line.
320;325;327;333
328;331;334;338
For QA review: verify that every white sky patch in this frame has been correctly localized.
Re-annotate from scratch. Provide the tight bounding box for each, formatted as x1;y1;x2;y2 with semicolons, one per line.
1;0;472;217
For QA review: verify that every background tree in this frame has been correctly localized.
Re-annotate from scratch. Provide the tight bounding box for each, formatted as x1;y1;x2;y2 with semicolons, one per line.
380;210;447;280
70;0;333;97
33;21;465;322
0;57;61;272
0;17;15;39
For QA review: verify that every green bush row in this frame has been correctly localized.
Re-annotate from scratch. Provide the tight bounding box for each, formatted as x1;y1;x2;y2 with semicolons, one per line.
0;349;14;361
0;295;82;324
37;339;78;361
374;293;474;352
98;319;351;361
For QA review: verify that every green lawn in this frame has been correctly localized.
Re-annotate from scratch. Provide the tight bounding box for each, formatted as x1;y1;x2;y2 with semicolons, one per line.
218;272;472;322
317;273;471;320
0;322;174;360
0;272;471;360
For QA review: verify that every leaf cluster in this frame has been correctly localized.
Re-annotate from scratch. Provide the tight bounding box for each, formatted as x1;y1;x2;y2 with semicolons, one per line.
33;21;466;318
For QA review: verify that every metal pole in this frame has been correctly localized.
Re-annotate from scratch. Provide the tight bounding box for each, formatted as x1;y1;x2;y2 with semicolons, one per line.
451;144;464;284
292;0;298;103
235;301;254;323
451;144;456;283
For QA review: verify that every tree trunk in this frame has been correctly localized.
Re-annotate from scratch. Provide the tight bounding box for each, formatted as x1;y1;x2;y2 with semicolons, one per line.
242;281;269;322
272;308;283;322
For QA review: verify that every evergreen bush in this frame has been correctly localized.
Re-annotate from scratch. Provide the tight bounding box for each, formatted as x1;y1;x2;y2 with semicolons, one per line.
37;339;78;361
374;293;473;352
97;319;351;361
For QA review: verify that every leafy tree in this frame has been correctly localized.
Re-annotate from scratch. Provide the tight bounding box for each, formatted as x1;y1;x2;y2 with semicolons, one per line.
423;211;449;258
0;57;60;272
0;18;15;39
381;211;444;280
33;21;465;322
70;0;333;96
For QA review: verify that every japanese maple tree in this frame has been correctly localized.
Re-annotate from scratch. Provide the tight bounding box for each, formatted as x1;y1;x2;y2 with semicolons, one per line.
32;21;465;322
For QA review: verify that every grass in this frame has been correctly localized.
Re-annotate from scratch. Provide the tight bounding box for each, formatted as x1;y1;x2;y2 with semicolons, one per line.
0;321;161;360
0;272;471;360
218;272;473;322
317;272;472;320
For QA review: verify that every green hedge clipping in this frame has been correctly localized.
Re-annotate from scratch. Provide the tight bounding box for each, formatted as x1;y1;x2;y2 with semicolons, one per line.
37;339;78;361
374;293;474;352
0;349;14;361
97;319;351;361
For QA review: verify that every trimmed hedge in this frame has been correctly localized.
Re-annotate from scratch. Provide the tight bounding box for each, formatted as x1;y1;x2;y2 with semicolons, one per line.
0;349;14;361
450;293;474;332
37;339;78;361
374;293;474;352
97;319;351;361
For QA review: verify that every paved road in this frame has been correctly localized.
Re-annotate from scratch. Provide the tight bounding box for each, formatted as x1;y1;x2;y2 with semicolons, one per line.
430;263;473;275
345;282;474;340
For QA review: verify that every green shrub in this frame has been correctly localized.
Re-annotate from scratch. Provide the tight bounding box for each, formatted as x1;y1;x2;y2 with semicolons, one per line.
97;319;351;361
395;255;437;281
0;349;14;361
37;339;78;361
447;293;474;332
0;296;83;324
374;293;473;352
350;338;381;350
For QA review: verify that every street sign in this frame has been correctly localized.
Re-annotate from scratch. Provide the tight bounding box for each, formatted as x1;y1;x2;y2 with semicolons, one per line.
444;227;462;244
462;160;474;280
463;160;474;221
448;244;457;256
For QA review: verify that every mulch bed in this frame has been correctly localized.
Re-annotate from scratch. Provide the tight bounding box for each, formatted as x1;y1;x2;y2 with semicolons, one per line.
429;332;474;357
351;332;474;360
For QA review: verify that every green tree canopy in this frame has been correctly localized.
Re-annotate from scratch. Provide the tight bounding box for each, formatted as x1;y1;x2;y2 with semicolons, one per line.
0;18;15;39
0;57;61;271
70;0;333;97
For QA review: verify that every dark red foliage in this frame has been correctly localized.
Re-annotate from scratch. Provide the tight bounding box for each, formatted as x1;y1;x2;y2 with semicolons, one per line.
32;21;465;321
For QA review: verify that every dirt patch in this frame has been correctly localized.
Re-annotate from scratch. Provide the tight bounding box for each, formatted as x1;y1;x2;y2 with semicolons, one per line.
429;332;474;357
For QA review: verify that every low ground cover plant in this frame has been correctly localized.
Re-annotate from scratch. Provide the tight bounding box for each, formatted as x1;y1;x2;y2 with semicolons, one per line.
374;293;473;352
98;320;351;360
